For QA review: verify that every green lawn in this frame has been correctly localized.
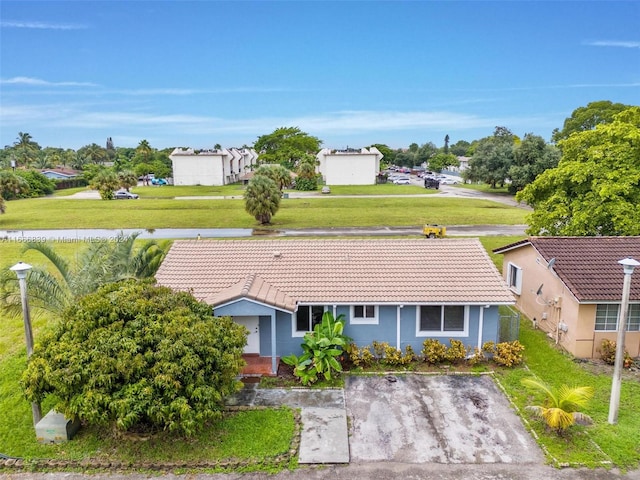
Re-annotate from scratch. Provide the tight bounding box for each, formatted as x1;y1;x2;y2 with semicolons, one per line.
1;195;526;230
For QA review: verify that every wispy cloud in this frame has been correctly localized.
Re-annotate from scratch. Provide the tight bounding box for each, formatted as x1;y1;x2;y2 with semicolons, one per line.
584;40;640;49
0;20;87;30
1;77;99;87
114;87;289;96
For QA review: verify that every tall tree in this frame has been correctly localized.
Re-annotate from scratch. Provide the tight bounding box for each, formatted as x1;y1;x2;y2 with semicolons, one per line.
79;143;107;165
507;134;560;193
12;132;41;167
428;152;459;173
552;100;630;144
244;174;281;224
443;134;450;154
450;139;471;157
136;139;153;163
465;127;517;188
295;153;319;191
254;127;321;170
517;107;640;236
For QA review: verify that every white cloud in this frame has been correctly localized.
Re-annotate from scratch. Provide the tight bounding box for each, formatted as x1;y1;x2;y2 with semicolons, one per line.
1;77;98;87
584;40;640;49
0;20;87;30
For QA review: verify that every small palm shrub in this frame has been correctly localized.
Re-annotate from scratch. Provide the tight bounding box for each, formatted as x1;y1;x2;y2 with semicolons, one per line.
521;378;594;434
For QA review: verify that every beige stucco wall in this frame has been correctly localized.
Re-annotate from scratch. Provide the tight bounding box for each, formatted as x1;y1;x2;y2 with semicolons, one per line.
500;245;640;359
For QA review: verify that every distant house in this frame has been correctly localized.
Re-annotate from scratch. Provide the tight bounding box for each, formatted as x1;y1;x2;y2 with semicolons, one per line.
155;238;515;374
40;169;80;180
494;237;640;359
316;147;383;185
169;147;258;186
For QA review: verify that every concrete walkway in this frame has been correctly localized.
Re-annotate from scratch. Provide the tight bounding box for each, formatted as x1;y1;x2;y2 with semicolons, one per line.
225;385;349;464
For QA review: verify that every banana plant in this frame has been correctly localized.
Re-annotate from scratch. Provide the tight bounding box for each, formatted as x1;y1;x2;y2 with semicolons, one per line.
282;312;350;385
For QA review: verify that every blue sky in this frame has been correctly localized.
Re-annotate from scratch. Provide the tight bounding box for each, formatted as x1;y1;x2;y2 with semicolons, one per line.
1;1;638;151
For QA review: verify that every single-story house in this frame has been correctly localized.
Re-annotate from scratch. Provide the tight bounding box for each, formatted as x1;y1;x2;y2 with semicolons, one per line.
155;238;515;374
40;168;80;180
494;237;640;359
316;147;383;185
169;147;258;186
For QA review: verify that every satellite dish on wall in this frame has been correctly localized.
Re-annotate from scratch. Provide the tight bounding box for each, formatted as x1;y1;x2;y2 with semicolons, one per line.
548;258;556;270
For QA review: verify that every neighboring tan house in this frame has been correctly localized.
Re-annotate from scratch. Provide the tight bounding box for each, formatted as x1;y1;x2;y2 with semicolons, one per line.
316;147;383;185
155;238;515;374
169;147;258;186
494;237;640;359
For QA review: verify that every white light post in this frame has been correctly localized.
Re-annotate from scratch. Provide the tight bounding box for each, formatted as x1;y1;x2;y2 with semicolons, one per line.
608;257;640;425
10;262;42;426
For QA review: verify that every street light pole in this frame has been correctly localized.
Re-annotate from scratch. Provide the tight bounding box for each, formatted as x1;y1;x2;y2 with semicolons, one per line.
608;257;640;425
9;262;42;426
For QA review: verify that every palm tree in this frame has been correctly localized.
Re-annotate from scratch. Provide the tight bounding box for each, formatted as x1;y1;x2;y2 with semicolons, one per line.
136;140;153;163
89;170;120;199
254;165;292;191
0;233;168;316
117;170;138;191
521;378;594;433
244;175;281;224
13;132;40;167
82;143;107;164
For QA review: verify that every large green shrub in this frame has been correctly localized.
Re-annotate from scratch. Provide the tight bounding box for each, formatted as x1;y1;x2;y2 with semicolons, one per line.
21;280;247;436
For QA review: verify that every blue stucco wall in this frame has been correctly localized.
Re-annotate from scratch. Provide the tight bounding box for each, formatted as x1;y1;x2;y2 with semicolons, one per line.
215;300;502;357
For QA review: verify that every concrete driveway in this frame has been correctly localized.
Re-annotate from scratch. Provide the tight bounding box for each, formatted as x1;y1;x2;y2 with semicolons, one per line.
345;374;543;464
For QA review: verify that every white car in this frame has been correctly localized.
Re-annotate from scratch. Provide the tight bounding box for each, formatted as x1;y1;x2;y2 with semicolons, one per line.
393;177;411;185
439;178;459;185
114;189;139;199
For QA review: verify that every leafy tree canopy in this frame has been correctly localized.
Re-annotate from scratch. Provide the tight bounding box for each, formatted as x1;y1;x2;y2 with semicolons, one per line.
22;280;247;436
552;100;631;144
428;152;459;173
507;133;560;194
464;127;518;188
369;144;396;167
254;127;322;170
517;106;640;236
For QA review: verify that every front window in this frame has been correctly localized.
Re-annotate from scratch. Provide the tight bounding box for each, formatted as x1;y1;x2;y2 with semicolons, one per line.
417;305;467;337
294;305;325;336
595;304;640;331
351;305;378;324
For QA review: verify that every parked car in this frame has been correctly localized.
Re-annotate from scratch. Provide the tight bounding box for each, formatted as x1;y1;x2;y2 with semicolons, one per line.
424;178;440;189
321;186;331;194
393;177;411;185
440;178;459;185
114;190;139;199
151;178;167;185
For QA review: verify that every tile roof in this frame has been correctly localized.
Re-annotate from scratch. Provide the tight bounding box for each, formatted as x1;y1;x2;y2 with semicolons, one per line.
155;238;515;307
494;237;640;302
208;273;297;312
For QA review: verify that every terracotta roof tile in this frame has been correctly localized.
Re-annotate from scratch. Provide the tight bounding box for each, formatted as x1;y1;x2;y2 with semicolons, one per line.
155;238;515;306
207;273;297;311
494;236;640;302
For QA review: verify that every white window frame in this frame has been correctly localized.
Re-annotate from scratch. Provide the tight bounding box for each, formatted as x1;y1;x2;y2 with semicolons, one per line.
416;305;469;337
350;305;379;325
292;305;327;337
506;262;522;295
595;304;640;332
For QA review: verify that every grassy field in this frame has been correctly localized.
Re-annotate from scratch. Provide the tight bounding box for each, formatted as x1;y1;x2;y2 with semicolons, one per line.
1;195;526;230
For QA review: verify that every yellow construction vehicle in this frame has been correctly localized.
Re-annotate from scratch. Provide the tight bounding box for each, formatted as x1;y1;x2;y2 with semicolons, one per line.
423;224;446;238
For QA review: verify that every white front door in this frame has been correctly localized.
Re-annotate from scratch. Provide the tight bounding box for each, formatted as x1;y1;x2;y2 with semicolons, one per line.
236;316;260;354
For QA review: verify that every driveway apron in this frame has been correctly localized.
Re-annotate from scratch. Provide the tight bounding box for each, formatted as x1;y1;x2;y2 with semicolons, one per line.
345;375;544;464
